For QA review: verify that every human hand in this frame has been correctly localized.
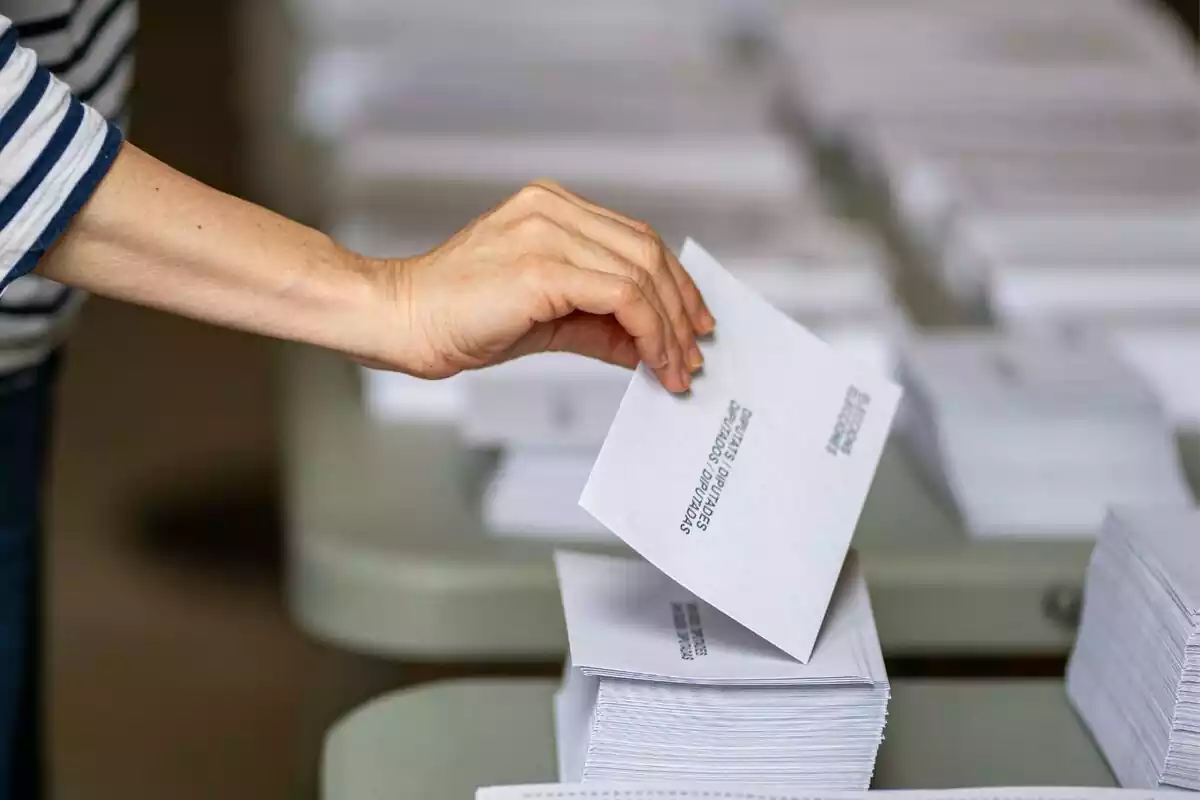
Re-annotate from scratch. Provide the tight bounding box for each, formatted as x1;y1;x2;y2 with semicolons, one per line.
373;181;714;393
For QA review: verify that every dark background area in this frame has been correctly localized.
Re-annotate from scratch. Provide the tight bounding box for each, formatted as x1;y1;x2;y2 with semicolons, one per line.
48;0;314;797
1161;0;1199;38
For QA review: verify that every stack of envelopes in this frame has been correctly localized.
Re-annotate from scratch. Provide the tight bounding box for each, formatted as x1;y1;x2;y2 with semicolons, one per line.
914;154;1200;322
546;241;900;788
899;332;1193;539
554;550;889;788
777;0;1200;144
478;786;1183;800
1067;506;1200;790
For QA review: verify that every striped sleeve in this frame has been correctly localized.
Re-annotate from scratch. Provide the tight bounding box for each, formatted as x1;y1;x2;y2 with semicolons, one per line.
0;15;123;295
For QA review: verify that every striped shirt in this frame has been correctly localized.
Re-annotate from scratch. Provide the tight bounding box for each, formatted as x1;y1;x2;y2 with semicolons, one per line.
0;1;134;374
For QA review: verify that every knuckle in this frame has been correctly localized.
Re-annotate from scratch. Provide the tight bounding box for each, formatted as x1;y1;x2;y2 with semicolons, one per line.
533;178;565;194
636;233;666;271
628;265;655;294
514;257;554;298
512;211;557;241
613;276;642;306
513;182;554;209
515;254;550;281
628;217;654;235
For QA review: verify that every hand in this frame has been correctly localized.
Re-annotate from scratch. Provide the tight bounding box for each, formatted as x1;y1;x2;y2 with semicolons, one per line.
375;181;715;393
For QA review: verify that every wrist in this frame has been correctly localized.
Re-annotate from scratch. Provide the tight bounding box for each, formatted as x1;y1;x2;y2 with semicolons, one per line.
321;242;417;369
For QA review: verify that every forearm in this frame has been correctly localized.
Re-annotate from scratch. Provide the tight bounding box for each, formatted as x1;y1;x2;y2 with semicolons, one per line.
37;142;396;361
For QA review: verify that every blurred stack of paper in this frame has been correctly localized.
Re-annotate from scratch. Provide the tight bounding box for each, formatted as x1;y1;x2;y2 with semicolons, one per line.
287;0;801;248
295;43;777;144
778;0;1200;332
330;132;809;259
483;450;612;543
899;333;1193;539
718;220;906;378
1067;506;1200;789
478;786;1183;800
878;143;1200;260
906;153;1200;321
553;551;889;787
847;106;1200;196
460;355;630;450
361;369;466;426
1107;327;1200;432
778;0;1200;145
284;0;777;72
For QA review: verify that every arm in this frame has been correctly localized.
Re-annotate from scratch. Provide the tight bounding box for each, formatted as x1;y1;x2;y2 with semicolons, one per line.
0;19;711;392
37;143;393;365
37;144;712;392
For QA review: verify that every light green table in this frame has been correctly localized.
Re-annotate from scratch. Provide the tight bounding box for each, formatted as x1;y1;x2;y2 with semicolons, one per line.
283;343;1099;660
321;678;1114;800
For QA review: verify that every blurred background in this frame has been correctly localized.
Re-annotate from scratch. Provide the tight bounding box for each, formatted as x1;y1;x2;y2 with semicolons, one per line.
46;1;1200;798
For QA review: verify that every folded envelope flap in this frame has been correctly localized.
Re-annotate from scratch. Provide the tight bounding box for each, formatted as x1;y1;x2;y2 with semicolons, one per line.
555;550;880;685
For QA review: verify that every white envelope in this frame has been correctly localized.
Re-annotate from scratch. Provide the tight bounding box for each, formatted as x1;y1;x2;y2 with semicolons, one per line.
554;550;884;685
580;240;902;663
479;786;1185;800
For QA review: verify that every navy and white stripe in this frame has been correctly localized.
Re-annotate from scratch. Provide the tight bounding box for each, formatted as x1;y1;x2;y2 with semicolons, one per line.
0;1;133;373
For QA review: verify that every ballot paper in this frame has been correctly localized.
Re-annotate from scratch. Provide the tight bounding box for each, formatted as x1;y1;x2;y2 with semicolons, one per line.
899;333;1193;539
554;550;889;787
988;260;1200;331
333;134;807;217
327;133;817;269
1067;506;1200;789
846;106;1200;184
882;147;1200;255
937;211;1200;316
287;0;761;66
478;787;1182;800
778;0;1200;138
580;240;901;664
295;45;775;141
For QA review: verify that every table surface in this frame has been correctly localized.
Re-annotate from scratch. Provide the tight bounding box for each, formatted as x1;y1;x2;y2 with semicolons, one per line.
321;677;1114;800
280;343;1164;661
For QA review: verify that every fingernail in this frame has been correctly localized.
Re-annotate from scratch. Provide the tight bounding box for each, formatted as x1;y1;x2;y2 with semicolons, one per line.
698;309;715;334
687;345;704;372
679;365;692;391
